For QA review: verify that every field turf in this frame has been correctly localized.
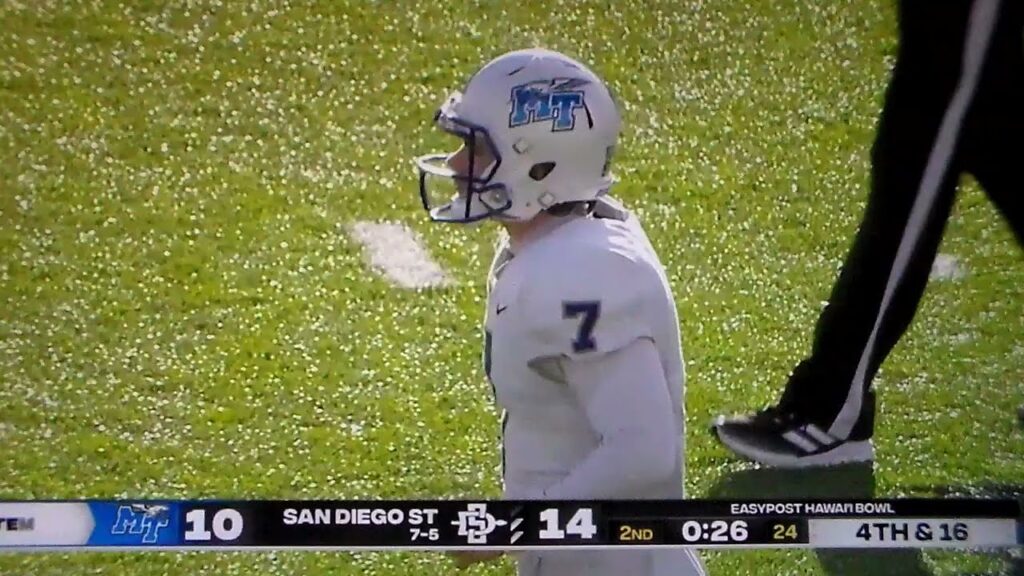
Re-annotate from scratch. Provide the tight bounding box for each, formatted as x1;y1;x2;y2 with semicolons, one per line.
1;1;1022;574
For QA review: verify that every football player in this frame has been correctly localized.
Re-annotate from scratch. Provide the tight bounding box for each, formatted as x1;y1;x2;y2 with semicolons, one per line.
415;48;706;576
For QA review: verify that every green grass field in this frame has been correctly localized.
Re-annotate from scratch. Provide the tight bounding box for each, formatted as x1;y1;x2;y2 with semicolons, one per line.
1;1;1022;574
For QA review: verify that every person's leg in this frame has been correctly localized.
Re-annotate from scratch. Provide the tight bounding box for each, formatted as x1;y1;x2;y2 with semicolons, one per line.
714;0;1003;466
961;0;1024;246
959;0;1024;428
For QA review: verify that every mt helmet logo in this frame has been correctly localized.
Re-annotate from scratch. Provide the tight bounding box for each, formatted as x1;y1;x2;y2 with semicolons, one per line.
509;78;592;131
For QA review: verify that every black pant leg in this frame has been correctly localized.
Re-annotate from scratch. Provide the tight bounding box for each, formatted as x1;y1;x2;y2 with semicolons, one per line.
781;0;990;440
962;0;1024;244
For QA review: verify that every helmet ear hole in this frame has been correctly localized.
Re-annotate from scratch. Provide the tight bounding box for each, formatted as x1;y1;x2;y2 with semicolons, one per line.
529;162;556;181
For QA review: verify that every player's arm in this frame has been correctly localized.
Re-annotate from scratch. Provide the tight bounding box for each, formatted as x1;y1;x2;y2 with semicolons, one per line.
535;336;678;499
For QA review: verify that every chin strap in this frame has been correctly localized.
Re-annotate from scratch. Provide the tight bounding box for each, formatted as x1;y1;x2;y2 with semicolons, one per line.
591;196;629;221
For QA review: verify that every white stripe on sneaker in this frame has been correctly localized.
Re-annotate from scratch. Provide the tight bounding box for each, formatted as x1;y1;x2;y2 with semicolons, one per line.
782;430;820;453
802;423;838;445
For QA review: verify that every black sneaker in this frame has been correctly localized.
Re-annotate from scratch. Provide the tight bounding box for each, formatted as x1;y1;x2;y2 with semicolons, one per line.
711;405;874;468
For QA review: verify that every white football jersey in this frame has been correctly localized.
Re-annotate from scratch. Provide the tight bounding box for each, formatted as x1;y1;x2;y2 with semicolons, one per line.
483;201;703;576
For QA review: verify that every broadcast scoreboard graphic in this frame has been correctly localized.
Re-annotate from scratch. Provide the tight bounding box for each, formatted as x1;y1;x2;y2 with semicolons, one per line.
0;499;1020;551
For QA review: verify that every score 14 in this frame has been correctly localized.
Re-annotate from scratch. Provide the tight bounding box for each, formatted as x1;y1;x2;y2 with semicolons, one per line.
538;508;598;541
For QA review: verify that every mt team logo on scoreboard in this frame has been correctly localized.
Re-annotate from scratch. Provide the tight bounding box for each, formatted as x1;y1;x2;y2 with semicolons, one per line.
87;502;181;546
110;504;170;544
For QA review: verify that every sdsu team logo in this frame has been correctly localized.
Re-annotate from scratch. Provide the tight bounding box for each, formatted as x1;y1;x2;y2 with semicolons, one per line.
451;503;507;544
509;78;591;131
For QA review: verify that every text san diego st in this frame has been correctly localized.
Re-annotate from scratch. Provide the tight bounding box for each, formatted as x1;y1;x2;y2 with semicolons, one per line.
282;507;439;526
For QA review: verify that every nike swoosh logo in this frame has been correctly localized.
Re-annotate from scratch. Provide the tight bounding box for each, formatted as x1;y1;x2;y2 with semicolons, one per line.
496;305;508;315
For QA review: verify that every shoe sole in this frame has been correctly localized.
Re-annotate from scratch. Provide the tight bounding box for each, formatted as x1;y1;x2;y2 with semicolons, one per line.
712;425;875;469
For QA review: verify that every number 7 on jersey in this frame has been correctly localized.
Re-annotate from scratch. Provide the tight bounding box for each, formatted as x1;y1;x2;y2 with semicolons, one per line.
563;301;601;353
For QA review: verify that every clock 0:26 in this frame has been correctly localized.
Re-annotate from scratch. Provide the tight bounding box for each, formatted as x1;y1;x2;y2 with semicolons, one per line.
678;519;749;543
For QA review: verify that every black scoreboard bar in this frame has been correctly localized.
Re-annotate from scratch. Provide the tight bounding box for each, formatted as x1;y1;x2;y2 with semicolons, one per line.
0;499;1020;550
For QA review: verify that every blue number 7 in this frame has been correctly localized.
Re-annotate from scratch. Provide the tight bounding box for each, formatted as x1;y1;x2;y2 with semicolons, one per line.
563;301;601;352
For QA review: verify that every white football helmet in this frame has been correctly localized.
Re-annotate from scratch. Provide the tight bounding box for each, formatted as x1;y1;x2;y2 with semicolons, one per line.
415;48;622;223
